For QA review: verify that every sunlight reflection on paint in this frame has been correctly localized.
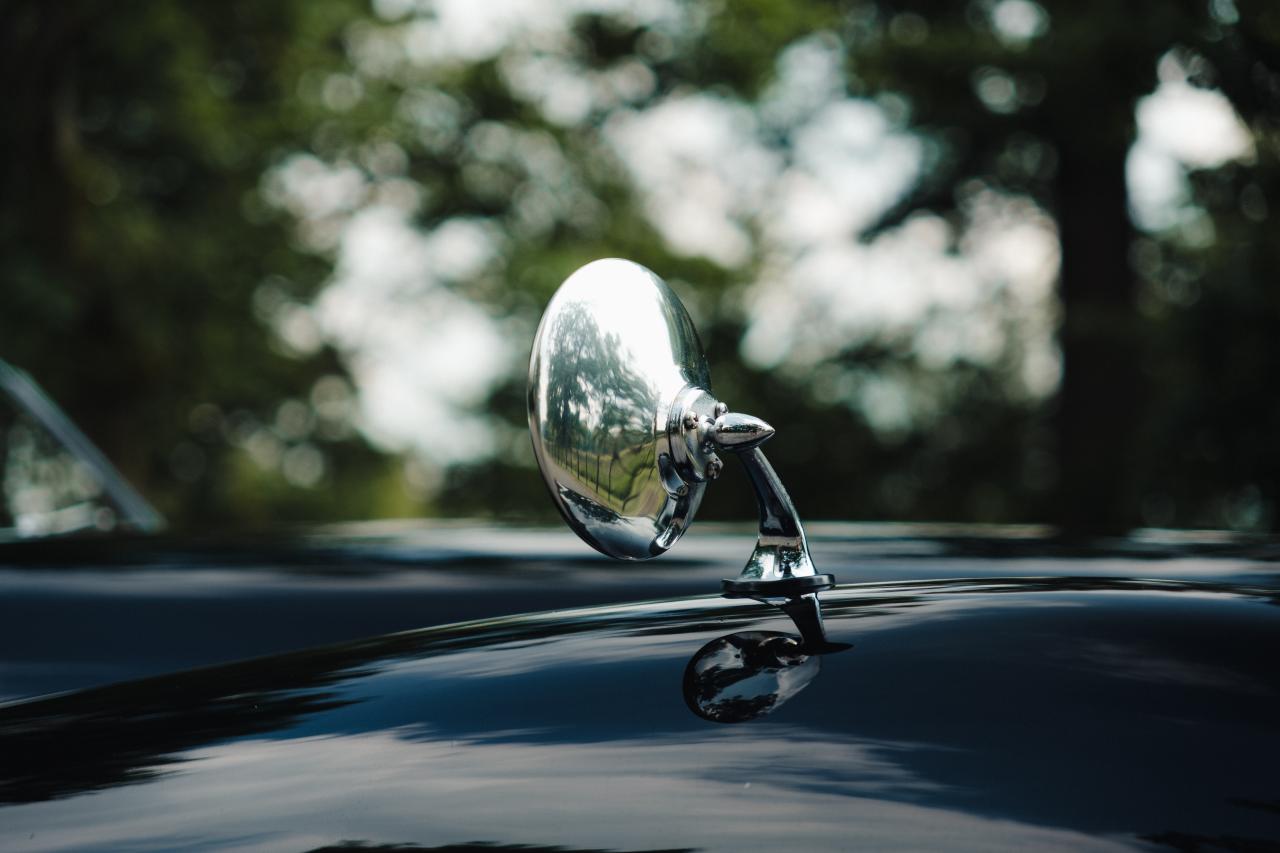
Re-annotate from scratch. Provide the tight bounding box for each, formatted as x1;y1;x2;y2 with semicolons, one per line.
3;581;1275;849
2;729;1134;853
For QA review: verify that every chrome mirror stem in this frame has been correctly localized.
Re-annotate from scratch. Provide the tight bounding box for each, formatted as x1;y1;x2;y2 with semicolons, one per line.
698;417;834;602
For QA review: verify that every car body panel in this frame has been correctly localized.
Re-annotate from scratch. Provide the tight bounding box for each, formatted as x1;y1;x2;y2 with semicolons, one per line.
3;522;1279;702
2;570;1278;852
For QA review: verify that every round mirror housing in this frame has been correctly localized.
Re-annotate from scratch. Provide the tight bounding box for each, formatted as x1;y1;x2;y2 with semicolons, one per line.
527;259;712;560
529;259;835;619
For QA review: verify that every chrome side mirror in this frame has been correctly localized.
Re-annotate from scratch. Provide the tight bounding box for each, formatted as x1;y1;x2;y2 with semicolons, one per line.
528;259;835;611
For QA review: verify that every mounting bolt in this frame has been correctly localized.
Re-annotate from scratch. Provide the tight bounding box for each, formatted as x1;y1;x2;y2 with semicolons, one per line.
714;401;728;418
683;410;700;430
706;454;723;479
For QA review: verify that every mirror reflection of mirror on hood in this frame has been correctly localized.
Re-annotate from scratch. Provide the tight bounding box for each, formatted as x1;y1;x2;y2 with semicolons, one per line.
683;631;830;724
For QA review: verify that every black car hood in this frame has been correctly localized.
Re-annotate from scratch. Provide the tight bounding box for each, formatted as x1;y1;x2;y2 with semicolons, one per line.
4;521;1279;701
2;575;1278;851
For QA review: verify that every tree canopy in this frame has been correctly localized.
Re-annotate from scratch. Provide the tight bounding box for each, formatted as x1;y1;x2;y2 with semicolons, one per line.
2;0;1277;533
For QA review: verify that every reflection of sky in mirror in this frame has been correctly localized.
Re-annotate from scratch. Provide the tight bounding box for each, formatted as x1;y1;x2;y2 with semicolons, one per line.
565;263;695;413
258;1;1257;493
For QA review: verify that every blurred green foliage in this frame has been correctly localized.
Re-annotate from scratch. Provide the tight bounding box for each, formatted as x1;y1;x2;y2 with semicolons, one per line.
2;0;1277;532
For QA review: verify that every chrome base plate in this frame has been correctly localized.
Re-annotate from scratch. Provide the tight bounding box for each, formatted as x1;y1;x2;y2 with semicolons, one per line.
721;574;836;598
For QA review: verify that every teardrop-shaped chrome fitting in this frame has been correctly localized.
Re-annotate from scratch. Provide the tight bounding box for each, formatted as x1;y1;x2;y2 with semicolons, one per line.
528;259;834;612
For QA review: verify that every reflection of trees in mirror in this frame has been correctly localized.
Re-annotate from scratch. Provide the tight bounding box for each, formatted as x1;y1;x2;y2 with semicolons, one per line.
541;301;663;514
557;483;622;525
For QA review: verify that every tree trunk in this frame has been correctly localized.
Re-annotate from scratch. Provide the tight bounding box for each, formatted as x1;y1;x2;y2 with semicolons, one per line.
1052;143;1141;532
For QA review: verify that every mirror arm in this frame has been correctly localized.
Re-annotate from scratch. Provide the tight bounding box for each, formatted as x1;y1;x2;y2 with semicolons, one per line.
668;399;836;629
718;436;835;603
740;446;804;542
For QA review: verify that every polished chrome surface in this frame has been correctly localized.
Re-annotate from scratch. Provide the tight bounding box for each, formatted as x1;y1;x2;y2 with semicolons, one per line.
708;411;774;450
528;258;831;600
528;259;711;559
777;591;844;649
682;631;821;723
683;595;850;723
722;446;834;599
663;384;723;487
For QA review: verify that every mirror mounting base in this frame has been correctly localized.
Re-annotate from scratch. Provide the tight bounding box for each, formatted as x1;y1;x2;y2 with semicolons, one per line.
722;575;836;598
715;443;837;643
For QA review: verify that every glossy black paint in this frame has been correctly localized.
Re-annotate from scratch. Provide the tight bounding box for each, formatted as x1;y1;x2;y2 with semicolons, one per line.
3;523;1279;701
3;577;1278;851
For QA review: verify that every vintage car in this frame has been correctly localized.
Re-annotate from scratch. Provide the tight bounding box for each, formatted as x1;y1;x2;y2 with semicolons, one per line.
2;261;1278;851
